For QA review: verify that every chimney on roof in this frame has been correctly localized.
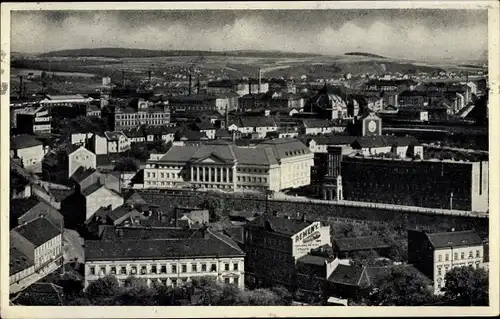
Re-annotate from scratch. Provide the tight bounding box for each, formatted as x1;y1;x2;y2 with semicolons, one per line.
148;70;152;84
201;223;209;239
301;213;307;222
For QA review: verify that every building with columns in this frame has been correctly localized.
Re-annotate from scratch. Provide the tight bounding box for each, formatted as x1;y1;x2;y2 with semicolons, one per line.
84;226;245;289
143;139;314;193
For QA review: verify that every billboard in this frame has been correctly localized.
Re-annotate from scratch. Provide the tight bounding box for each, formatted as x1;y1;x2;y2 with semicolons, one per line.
292;222;330;258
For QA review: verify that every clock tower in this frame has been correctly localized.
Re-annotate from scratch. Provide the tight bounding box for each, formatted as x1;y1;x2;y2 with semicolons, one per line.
361;112;382;136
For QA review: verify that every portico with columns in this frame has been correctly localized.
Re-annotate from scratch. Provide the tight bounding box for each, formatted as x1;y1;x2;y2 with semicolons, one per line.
189;154;236;190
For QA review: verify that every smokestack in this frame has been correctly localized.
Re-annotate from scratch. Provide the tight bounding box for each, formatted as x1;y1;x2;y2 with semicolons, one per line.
148;70;152;84
19;76;23;98
258;69;262;94
249;80;252;95
197;75;200;95
188;74;192;96
121;70;125;88
225;106;229;129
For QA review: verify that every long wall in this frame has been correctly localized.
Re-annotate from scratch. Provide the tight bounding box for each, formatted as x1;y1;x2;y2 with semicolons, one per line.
136;191;489;237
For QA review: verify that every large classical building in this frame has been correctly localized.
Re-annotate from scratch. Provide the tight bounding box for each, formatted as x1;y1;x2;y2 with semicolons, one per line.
143;139;314;192
243;214;331;291
408;229;485;295
84;226;245;289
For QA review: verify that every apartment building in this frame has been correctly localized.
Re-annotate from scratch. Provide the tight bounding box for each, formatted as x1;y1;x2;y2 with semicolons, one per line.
408;229;485;295
113;99;170;131
84;226;245;289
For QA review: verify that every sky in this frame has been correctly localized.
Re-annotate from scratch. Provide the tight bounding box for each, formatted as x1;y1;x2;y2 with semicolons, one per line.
10;10;488;61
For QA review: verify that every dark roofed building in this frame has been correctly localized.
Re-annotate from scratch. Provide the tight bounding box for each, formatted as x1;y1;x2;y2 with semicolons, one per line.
12;216;61;247
334;236;390;259
9;197;63;230
10;134;43;150
84;227;245;288
426;230;483;249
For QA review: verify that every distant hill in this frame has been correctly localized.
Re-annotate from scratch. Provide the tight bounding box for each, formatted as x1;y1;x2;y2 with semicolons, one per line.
345;52;387;59
38;48;325;59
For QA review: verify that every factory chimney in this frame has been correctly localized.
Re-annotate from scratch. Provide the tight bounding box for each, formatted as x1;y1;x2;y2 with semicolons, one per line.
196;75;200;95
148;70;152;84
188;73;192;96
19;76;23;98
258;69;262;94
225;105;229;129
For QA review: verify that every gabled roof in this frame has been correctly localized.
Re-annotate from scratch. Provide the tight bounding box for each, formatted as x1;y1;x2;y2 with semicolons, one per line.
104;131;126;141
10;135;43;150
81;183;106;197
334;236;389;252
297;254;331;266
328;264;366;286
10;197;40;219
215;129;232;138
245;215;313;236
70;167;97;183
426;230;483;249
12;217;61;247
233;147;278;166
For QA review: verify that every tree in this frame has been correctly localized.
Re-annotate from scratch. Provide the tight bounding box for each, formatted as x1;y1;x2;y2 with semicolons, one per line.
127;142;151;161
350;250;380;267
85;275;120;303
115;276;157;305
114;157;139;172
443;266;488;306
365;266;434;306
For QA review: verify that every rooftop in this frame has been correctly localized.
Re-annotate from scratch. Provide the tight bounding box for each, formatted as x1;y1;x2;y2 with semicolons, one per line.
11;135;43;150
245;215;313;236
70;167;97;184
334;236;390;252
10;246;34;276
12;217;61;247
85;228;244;261
426;230;483;249
328;264;366;286
45;94;86;100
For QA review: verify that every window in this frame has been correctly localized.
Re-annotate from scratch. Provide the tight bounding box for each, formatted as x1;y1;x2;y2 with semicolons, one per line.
181;264;187;273
172;265;177;273
476;250;480;258
151;265;157;274
161;265;167;274
460;252;465;260
234;277;239;286
120;266;127;275
233;263;239;271
131;266;137;275
192;264;197;272
90;266;95;275
438;255;442;262
110;266;116;275
469;251;473;259
211;264;217;272
454;253;458;260
437;267;442;276
172;279;177;287
201;264;207;272
224;263;230;271
224;278;230;284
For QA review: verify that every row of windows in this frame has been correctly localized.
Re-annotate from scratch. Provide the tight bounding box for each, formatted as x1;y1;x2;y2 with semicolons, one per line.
437;261;480;276
437;250;481;262
146;172;185;179
116;113;168;120
237;168;269;174
118;119;168;126
237;176;268;183
89;262;239;276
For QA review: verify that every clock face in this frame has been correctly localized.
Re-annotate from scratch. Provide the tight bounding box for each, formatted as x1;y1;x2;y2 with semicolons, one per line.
368;120;377;133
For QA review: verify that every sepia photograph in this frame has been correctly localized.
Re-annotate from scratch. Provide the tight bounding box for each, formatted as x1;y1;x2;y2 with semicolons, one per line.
1;1;498;318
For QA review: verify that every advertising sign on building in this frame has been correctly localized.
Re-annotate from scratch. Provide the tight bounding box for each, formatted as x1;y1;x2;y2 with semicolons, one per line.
292;222;328;258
